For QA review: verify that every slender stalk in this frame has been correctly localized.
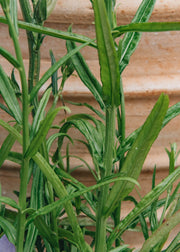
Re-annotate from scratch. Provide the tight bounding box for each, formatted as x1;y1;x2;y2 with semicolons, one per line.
119;77;125;171
2;6;30;251
115;78;125;246
95;106;116;252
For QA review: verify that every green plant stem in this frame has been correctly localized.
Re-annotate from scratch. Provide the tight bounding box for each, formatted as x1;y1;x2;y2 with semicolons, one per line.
3;6;30;252
28;41;40;112
113;78;125;247
119;77;125;171
95;106;116;252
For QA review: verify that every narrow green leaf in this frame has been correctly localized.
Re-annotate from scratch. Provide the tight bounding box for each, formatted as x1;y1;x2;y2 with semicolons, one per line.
0;16;96;47
34;0;47;24
109;245;129;252
0;103;14;118
49;50;58;95
0;47;20;68
107;167;180;249
163;102;180;128
58;228;79;248
66;36;104;110
66;101;105;120
0;216;16;245
25;107;61;158
116;101;180;161
26;173;139;225
0;0;10;10
30;88;51;139
46;133;73;153
0;65;22;123
113;22;180;37
119;0;156;73
31;153;93;252
34;216;59;248
165;232;180;252
93;0;120;107
30;41;94;102
0;124;21;167
105;94;169;217
0;196;19;209
24;168;44;252
0;119;22;144
140;211;180;252
56;118;105;172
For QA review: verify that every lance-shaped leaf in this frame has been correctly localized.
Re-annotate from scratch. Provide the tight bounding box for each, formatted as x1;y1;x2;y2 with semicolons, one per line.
119;0;156;74
0;47;20;68
0;124;21;167
93;0;120;107
30;41;93;102
116;101;180;161
107;166;180;249
104;93;169;217
140;210;180;252
0;65;22;123
54;115;105;172
26;173;139;224
25;107;61;158
30;88;51;139
113;22;180;37
66;37;104;110
0;196;19;210
34;0;47;24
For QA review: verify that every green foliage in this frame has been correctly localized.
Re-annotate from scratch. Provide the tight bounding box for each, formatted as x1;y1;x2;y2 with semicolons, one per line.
0;0;180;251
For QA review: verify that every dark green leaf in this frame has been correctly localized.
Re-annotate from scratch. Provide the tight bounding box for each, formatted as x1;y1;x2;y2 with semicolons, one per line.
93;0;120;107
0;16;96;47
0;65;22;123
113;22;180;37
105;94;169;216
24;168;44;252
0;103;14;118
164;232;180;252
55;117;105;174
0;47;20;68
34;216;59;248
107;167;180;249
30;41;94;102
58;228;79;248
34;0;47;24
26;173;139;225
116;101;180;161
0;124;21;167
0;119;22;144
25;107;61;158
0;196;19;210
30;88;51;139
7;151;22;165
66;34;104;110
49;50;58;95
10;69;21;97
119;0;156;73
140;211;180;252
